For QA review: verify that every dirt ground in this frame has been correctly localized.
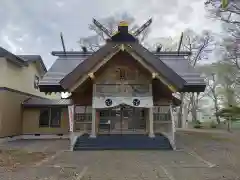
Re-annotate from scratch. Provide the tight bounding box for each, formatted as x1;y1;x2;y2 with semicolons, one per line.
0;131;239;180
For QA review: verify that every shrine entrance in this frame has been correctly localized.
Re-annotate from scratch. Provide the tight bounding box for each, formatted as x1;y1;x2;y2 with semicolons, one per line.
98;105;146;134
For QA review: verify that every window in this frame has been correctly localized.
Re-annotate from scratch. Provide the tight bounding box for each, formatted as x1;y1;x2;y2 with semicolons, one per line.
34;75;40;89
39;109;50;127
50;108;62;127
39;108;61;128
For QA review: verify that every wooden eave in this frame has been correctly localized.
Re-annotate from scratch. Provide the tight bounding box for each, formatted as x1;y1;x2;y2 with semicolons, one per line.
60;42;186;93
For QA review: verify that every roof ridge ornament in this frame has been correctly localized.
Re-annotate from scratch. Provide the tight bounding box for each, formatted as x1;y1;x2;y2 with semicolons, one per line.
92;18;112;38
92;18;152;42
133;18;152;37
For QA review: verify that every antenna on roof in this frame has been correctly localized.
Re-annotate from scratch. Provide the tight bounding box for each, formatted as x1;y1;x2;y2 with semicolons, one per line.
177;32;184;55
133;18;152;37
60;32;66;56
92;18;112;38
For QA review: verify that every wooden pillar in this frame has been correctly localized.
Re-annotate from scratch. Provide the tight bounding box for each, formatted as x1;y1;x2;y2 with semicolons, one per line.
90;107;96;138
90;83;97;138
73;104;76;132
148;107;155;138
145;109;149;134
96;111;100;134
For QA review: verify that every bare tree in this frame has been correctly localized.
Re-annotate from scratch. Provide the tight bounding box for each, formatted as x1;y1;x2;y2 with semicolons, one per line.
154;29;215;126
207;73;221;123
205;0;240;26
196;60;240;125
205;0;240;70
177;29;215;125
205;0;240;107
199;63;222;123
217;62;239;106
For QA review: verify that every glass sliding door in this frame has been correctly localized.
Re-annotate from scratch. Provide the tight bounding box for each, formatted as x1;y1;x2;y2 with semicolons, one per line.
98;105;146;134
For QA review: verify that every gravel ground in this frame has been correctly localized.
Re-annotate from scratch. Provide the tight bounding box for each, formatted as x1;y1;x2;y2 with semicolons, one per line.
0;139;69;152
0;149;51;167
176;130;240;179
0;132;239;180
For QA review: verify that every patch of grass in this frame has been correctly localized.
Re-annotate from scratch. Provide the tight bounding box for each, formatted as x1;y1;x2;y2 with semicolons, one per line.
193;120;202;129
0;149;51;168
193;124;202;128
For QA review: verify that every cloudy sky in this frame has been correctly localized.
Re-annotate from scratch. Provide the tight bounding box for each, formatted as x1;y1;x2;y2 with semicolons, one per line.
0;0;222;68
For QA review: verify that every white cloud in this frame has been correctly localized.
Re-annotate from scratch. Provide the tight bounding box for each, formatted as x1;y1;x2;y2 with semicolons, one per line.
2;35;18;53
56;1;65;7
0;0;222;68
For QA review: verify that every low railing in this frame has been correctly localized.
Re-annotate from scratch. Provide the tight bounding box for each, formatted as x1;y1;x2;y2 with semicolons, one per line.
75;122;91;132
95;84;151;97
153;106;172;139
74;110;92;132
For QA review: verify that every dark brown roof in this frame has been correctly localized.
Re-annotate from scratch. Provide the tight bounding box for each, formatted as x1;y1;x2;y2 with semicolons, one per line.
23;97;72;107
127;43;186;89
60;42;187;90
39;48;206;93
60;42;120;89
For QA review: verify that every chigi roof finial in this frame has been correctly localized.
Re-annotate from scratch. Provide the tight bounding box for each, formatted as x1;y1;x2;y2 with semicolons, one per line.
91;18;152;42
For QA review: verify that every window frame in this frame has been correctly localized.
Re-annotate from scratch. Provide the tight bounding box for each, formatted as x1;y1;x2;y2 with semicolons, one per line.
39;108;50;127
39;107;62;128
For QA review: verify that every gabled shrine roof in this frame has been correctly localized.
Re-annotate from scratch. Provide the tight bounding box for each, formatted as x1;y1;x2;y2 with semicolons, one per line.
39;47;205;92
